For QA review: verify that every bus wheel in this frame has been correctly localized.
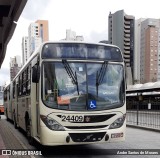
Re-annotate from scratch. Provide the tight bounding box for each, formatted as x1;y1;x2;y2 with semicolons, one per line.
26;119;34;145
13;113;17;129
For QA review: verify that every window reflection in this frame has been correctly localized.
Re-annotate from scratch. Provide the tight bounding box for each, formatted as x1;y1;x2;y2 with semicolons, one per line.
42;43;123;61
42;62;124;111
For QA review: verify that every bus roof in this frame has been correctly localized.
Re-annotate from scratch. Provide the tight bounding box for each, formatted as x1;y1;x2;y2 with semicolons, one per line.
12;41;123;82
43;40;121;50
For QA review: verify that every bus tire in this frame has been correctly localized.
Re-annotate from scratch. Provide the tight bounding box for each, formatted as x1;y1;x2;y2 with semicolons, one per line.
26;119;34;145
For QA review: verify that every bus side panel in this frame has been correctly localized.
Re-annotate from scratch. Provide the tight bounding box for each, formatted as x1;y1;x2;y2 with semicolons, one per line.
30;81;38;138
17;97;28;131
8;88;12;120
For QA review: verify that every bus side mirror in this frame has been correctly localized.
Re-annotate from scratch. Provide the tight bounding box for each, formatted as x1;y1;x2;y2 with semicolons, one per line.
32;65;40;83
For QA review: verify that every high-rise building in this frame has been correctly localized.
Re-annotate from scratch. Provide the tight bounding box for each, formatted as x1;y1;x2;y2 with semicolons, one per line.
10;55;21;81
139;19;160;83
0;86;3;92
22;36;29;65
158;29;160;81
35;20;49;42
108;10;135;85
66;29;76;40
28;20;49;56
28;23;42;56
134;18;145;83
65;29;84;41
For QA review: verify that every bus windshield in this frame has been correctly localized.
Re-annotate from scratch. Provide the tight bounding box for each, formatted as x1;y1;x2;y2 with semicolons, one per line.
42;61;125;111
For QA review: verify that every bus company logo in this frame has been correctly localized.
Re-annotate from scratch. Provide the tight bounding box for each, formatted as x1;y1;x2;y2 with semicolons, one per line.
2;150;11;155
83;134;93;141
85;116;91;122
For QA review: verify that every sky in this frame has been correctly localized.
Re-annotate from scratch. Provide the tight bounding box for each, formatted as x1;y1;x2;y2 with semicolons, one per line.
1;0;160;85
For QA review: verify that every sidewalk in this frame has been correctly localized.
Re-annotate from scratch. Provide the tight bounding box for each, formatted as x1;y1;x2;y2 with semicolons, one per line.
0;115;30;158
0;115;9;158
0;125;9;158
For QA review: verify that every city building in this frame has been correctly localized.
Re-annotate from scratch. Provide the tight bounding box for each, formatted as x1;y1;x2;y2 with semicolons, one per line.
35;20;49;42
108;10;135;85
28;23;42;56
139;19;160;83
99;40;109;44
10;55;21;81
0;86;3;92
64;29;84;41
75;36;84;41
28;20;49;56
22;36;29;65
158;29;160;81
134;18;145;83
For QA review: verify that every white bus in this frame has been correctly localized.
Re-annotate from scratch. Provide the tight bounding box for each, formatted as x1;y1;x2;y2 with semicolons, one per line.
4;41;126;146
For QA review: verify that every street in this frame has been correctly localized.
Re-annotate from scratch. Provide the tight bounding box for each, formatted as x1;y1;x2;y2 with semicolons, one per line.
0;115;160;158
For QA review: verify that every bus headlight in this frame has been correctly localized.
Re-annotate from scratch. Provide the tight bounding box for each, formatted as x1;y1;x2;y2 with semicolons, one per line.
40;115;65;131
109;114;126;129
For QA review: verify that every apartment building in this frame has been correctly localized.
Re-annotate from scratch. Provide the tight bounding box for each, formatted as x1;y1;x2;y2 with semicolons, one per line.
10;55;21;81
108;10;135;85
28;20;49;56
139;19;160;83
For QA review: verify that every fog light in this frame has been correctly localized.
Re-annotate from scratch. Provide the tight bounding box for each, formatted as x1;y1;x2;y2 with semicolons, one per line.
66;136;70;143
105;134;109;141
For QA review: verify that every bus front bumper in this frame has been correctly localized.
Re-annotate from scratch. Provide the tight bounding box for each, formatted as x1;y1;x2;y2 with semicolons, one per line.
40;125;125;146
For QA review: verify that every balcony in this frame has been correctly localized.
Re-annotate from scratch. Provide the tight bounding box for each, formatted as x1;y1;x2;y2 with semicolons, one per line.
124;34;130;38
125;58;130;63
124;50;130;55
124;54;130;59
124;37;130;42
124;29;130;33
124;46;130;50
124;42;130;46
124;25;130;29
124;21;130;25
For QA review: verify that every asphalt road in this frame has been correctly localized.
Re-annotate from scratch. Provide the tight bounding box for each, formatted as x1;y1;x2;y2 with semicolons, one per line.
1;114;160;158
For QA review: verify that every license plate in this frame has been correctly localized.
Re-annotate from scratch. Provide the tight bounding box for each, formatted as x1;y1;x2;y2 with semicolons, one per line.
61;115;84;122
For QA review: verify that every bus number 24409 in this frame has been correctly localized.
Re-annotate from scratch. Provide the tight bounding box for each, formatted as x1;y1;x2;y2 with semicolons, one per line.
61;115;84;122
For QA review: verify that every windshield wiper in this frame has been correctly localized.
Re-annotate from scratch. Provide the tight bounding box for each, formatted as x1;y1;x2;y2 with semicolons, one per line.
96;61;108;97
62;59;79;95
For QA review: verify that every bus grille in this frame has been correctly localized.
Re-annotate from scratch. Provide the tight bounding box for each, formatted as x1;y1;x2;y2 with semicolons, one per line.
83;114;115;123
57;114;115;123
69;132;106;142
65;125;107;129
